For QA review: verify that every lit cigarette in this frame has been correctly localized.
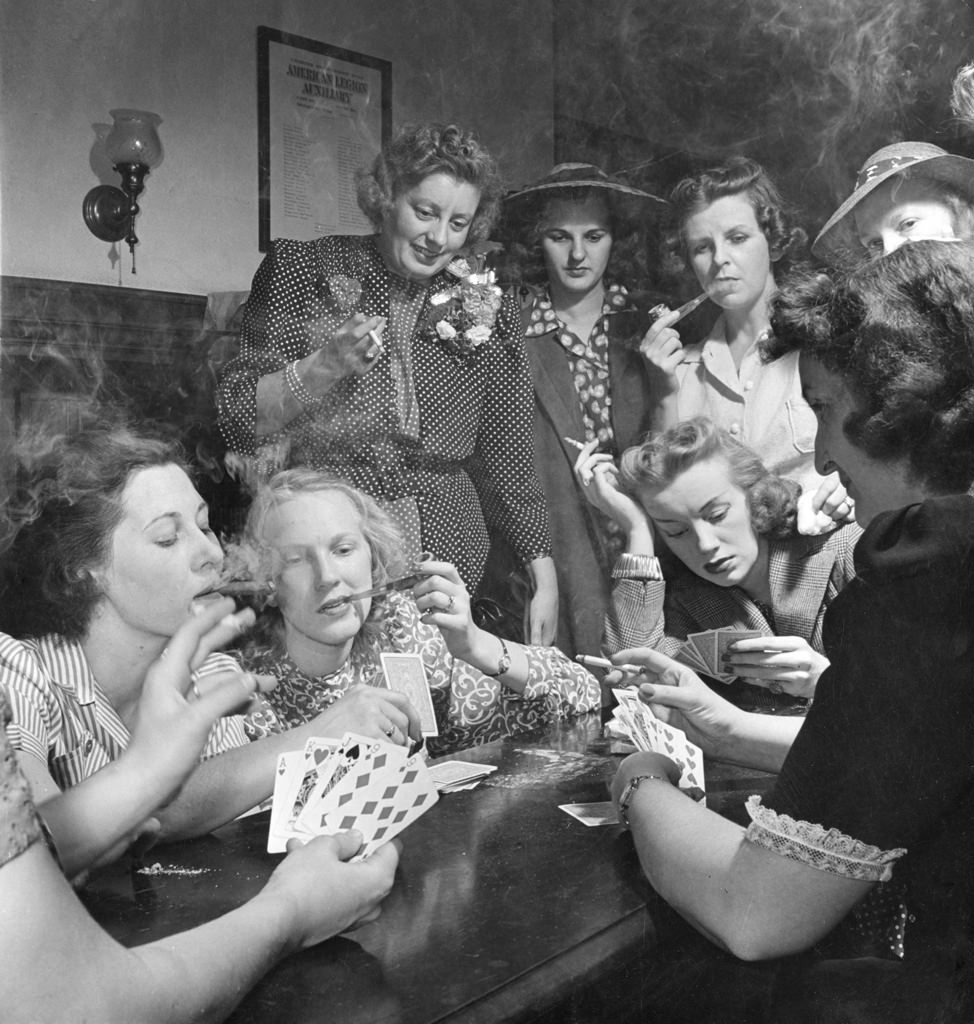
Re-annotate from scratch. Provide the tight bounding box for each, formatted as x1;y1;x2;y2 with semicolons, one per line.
367;328;384;351
564;437;586;450
576;654;644;674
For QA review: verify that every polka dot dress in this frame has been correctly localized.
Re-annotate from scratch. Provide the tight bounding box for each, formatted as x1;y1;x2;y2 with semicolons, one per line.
218;234;551;590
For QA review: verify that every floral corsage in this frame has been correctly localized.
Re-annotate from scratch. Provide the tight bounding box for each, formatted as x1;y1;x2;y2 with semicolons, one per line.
327;275;363;316
423;242;504;363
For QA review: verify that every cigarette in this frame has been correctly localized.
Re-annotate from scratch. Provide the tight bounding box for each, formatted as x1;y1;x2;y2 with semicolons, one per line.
576;654;644;674
564;437;586;450
367;328;384;351
205;581;276;597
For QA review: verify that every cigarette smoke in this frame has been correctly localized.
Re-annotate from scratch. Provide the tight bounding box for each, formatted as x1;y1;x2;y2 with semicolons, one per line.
554;0;974;229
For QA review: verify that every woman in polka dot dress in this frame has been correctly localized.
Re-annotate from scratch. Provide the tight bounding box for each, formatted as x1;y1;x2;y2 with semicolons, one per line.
479;164;664;657
218;123;558;644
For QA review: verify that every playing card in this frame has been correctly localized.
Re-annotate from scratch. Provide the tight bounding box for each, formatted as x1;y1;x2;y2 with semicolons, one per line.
612;687;706;800
612;687;660;752
270;733;439;859
674;642;710;674
353;752;440;858
688;631;719;675
714;629;766;682
286;737;340;836
380;652;439;736
296;733;391;835
428;760;497;790
267;750;306;853
559;801;619;826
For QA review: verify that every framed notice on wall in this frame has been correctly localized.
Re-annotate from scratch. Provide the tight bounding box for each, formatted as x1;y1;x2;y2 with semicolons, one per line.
257;26;392;251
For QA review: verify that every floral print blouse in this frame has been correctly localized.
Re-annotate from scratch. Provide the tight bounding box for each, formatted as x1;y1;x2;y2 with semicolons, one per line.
241;592;600;757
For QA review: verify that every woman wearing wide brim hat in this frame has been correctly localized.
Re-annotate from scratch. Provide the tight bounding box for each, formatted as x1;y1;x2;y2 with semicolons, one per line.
475;163;665;658
812;141;974;265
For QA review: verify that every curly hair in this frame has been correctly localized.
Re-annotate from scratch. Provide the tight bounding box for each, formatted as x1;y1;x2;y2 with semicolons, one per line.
661;156;807;281
767;239;974;494
239;469;409;660
498;186;649;291
356;122;503;242
0;421;187;640
619;417;799;540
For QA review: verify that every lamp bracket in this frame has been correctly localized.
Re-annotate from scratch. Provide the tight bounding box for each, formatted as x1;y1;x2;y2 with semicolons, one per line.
82;184;129;243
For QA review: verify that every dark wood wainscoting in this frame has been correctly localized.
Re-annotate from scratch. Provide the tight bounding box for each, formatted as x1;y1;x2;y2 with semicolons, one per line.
0;276;247;534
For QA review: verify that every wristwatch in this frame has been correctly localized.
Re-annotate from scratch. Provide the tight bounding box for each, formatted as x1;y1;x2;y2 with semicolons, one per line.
617;773;668;827
482;636;512;678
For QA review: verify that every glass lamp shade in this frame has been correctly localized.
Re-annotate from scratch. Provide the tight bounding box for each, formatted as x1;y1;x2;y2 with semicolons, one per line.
104;109;163;168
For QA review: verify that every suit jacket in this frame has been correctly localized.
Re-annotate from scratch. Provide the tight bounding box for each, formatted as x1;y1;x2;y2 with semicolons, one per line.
604;524;863;660
477;288;654;656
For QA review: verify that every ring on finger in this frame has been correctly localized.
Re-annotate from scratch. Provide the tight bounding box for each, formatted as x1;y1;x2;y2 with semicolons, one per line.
769;682;783;695
446;594;455;611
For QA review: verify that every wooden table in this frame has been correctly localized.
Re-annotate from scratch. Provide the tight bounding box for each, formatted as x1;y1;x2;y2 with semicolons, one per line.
81;713;773;1023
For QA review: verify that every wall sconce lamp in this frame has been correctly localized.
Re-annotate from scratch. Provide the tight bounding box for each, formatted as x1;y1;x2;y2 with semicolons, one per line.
83;109;163;274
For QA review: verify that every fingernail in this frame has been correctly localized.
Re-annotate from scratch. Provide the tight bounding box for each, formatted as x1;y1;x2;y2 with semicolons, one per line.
190;600;208;616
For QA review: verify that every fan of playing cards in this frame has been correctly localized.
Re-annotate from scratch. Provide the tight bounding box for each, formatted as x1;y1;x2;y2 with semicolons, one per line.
611;688;706;803
673;628;765;684
268;732;439;857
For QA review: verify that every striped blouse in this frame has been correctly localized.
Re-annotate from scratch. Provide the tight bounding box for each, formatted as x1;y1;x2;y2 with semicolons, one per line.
0;633;248;790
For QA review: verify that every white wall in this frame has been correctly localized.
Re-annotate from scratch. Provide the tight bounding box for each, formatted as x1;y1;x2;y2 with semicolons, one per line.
0;0;554;294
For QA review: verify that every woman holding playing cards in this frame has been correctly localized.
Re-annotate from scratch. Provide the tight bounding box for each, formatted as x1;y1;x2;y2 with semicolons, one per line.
476;164;664;658
236;469;600;756
218;122;558;644
575;416;861;709
641;156;851;530
0;599;399;1021
607;240;974;1022
0;418;423;842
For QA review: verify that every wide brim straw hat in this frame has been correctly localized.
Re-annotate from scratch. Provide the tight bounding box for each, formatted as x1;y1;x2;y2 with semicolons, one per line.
812;141;974;262
505;162;666;207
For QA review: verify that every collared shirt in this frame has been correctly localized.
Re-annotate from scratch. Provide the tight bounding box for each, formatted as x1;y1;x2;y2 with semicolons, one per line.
674;316;822;492
0;633;249;790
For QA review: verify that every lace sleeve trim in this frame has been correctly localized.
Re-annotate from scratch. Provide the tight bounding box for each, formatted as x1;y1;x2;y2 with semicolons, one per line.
744;795;906;883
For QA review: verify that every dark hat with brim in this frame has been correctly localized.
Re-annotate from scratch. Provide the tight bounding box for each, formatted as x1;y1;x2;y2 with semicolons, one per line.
812;141;974;262
505;162;666;206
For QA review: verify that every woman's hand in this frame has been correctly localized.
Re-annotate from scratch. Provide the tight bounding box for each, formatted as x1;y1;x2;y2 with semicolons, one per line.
262;830;400;950
796;473;856;535
411;558;480;658
525;555;557;646
722;636;828;699
126;599;272;802
606;647;744;759
638;308;684;395
306;313;387;383
311;686;422;748
573;440;646;533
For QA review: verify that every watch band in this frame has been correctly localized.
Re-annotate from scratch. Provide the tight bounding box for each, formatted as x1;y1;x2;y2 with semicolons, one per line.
482;636;512;677
618;773;668;827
